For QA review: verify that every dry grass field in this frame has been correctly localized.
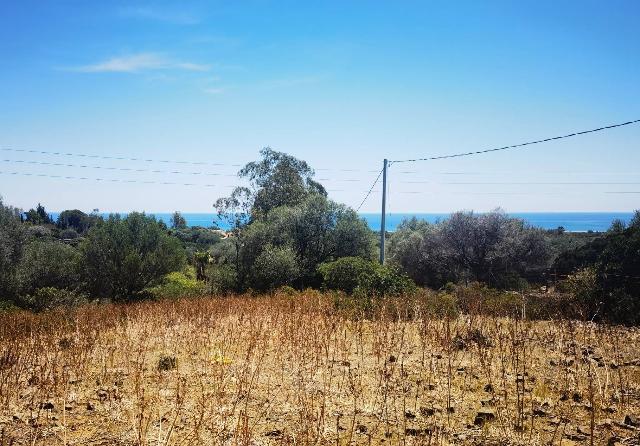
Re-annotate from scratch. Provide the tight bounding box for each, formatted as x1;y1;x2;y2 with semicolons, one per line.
1;292;639;445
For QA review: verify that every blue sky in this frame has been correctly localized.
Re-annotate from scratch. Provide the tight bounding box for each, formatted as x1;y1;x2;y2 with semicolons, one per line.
1;0;639;213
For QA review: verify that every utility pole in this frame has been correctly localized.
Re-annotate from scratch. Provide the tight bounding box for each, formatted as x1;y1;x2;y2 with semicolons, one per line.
380;158;388;264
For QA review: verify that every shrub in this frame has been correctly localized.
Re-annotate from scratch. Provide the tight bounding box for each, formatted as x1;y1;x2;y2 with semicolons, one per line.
147;270;206;299
318;256;373;294
26;225;52;238
56;209;97;233
557;267;599;317
60;228;79;240
0;198;26;299
207;263;238;295
80;213;185;300
388;211;550;289
319;257;417;297
23;287;87;312
251;245;299;291
16;240;81;296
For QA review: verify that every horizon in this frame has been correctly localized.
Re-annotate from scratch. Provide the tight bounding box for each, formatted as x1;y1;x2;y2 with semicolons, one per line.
2;1;640;212
40;209;637;233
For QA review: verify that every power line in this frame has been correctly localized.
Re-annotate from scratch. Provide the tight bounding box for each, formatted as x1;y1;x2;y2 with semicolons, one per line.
1;159;239;177
0;169;377;193
390;118;640;164
0;147;380;173
1;158;374;184
0;170;229;188
441;181;640;185
0;147;239;167
356;168;384;211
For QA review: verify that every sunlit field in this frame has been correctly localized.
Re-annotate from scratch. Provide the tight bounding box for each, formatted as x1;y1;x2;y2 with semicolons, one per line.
1;292;639;445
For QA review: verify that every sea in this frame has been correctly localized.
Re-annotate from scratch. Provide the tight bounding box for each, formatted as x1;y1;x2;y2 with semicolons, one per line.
52;212;636;233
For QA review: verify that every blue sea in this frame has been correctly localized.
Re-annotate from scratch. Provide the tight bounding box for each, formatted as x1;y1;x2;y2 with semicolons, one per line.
56;212;636;233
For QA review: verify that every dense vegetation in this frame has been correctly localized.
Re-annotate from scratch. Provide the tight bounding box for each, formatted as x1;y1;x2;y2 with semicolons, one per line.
1;148;638;324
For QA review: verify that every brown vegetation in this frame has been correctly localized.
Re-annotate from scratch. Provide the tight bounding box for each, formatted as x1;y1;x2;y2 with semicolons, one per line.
1;292;639;445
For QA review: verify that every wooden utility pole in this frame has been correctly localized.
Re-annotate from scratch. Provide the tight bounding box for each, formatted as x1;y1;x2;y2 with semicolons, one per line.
380;158;388;264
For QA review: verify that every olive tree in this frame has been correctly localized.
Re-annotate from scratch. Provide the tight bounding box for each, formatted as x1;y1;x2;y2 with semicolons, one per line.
80;212;185;300
389;210;550;289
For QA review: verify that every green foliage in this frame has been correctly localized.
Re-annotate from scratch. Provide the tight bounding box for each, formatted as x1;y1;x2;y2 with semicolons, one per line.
212;149;376;292
207;263;238;295
388;210;550;289
593;212;640;324
147;270;206;299
0;299;20;312
252;245;300;291
170;227;221;260
16;240;81;296
56;209;97;233
318;256;373;294
80;213;186;300
239;147;327;218
60;228;79;240
22;287;87;312
170;211;187;229
192;250;212;281
319;257;416;297
0;197;26;299
552;211;640;324
557;267;599;317
24;203;53;225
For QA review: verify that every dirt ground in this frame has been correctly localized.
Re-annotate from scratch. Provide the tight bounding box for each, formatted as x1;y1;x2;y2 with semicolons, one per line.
1;293;639;445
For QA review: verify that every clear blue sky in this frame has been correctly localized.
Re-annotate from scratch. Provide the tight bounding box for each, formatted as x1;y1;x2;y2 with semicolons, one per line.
1;0;639;213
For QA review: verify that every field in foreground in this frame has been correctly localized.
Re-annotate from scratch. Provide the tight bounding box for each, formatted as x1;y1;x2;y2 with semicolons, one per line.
1;293;639;445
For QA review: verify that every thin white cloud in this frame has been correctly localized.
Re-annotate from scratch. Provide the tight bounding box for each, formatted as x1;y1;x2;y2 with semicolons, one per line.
119;6;200;25
70;53;209;73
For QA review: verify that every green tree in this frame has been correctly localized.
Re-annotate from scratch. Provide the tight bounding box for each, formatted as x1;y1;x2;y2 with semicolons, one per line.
592;211;640;324
238;147;326;219
57;209;97;233
213;150;376;292
0;197;26;300
25;203;53;225
388;210;550;289
80;213;186;300
228;194;375;290
170;211;187;229
252;245;300;290
16;240;81;296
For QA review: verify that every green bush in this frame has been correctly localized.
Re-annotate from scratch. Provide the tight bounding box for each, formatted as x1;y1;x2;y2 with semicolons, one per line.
16;240;81;296
318;256;372;294
147;270;206;299
207;263;238;295
23;287;87;312
319;257;416;297
0;198;27;299
80;213;185;300
60;228;79;240
252;245;299;291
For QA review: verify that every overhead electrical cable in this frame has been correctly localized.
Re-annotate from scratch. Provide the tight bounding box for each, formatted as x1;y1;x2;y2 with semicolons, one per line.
0;147;379;173
390;119;640;164
0;170;227;188
356;168;384;211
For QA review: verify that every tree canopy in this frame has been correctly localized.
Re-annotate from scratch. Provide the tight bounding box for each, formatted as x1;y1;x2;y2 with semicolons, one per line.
388;211;550;289
80;213;185;300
